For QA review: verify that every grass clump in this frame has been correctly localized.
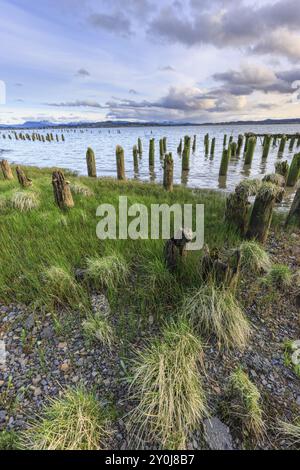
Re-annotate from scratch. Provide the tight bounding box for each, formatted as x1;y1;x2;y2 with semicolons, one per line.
10;191;39;212
43;265;86;311
22;387;111;450
0;430;20;450
183;284;250;350
240;241;271;274
279;418;300;445
226;367;264;439
264;264;292;289
83;313;114;348
128;318;207;449
85;254;128;290
70;183;94;197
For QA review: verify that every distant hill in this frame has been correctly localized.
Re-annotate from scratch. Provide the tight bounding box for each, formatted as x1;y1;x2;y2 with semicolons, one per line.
1;118;300;129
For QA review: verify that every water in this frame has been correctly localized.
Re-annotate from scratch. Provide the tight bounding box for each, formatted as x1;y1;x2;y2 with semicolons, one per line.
1;124;299;207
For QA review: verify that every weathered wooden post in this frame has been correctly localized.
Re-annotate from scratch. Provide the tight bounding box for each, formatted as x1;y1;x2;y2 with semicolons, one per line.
192;135;197;153
116;145;126;180
262;135;272;159
86;147;97;177
163;137;167;154
289;136;296;152
210;137;216;157
159;139;164;158
138;138;143;155
133;145;139;172
278;135;287;156
275;161;289;180
52;171;74;210
201;245;241;292
225;183;250;236
61;134;65;142
182;136;191;171
246;183;284;243
1;160;14;180
285;187;300;227
177;139;182;154
219;148;230;177
237;134;244;156
297;135;300;147
286;153;300;187
204;133;209;155
149;138;155;168
163;153;174;192
223;135;227;148
16;166;32;188
164;228;193;271
244;136;256;165
230;142;237;157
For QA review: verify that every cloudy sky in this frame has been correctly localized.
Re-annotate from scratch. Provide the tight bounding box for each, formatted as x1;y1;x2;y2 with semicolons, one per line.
1;0;300;124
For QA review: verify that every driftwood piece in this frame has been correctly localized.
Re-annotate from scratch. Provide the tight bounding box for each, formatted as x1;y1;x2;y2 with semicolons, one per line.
52;171;74;210
1;160;14;180
164;228;193;271
286;187;300;227
16;166;32;187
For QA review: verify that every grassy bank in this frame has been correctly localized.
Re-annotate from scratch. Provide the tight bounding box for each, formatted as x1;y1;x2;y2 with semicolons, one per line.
0;165;299;451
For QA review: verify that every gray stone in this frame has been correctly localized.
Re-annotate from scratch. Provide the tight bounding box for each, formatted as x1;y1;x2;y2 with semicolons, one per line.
25;313;35;330
204;417;234;451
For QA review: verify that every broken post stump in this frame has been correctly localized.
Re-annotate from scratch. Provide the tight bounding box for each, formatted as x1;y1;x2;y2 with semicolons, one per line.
286;153;300;187
285;187;300;227
246;183;284;244
16;166;32;188
1;160;14;180
52;171;74;210
164;228;193;271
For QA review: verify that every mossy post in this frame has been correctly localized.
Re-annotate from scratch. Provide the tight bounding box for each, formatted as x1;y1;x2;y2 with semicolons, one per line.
246;184;282;244
278;135;287;156
204;133;209;156
138;138;143;156
237;134;244;156
275;160;289;180
289;136;296;152
52;171;74;210
272;136;277;147
262;135;272;159
243;135;249;156
16;166;32;188
62;134;65;142
116;145;126;180
86;147;97;178
286;153;300;187
192;135;197;153
297;135;300;147
1;160;14;180
163;137;167;154
159;139;164;158
163;153;174;192
219;148;230;177
225;183;250;236
229;135;233;145
223;134;227;148
244;136;256;166
149;138;155;168
230;142;237;157
210;137;216;157
286;187;300;227
177;139;182;154
133;145;139;172
182;136;191;171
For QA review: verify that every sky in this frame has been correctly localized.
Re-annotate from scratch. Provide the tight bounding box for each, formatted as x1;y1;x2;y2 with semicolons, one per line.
1;0;300;124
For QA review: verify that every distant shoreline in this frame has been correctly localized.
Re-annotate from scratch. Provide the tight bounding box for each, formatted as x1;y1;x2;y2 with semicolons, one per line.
1;118;300;130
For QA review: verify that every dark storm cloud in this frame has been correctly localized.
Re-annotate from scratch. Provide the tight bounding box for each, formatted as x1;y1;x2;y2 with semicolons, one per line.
148;0;300;61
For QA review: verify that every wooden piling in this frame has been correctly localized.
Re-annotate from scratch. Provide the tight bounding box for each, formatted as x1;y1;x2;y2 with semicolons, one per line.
52;171;74;210
116;145;126;180
149;138;155;167
286;153;300;187
163;153;174;192
16;166;32;187
286;187;300;227
219;148;230;177
1;160;14;180
86;147;97;178
244;137;256;165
